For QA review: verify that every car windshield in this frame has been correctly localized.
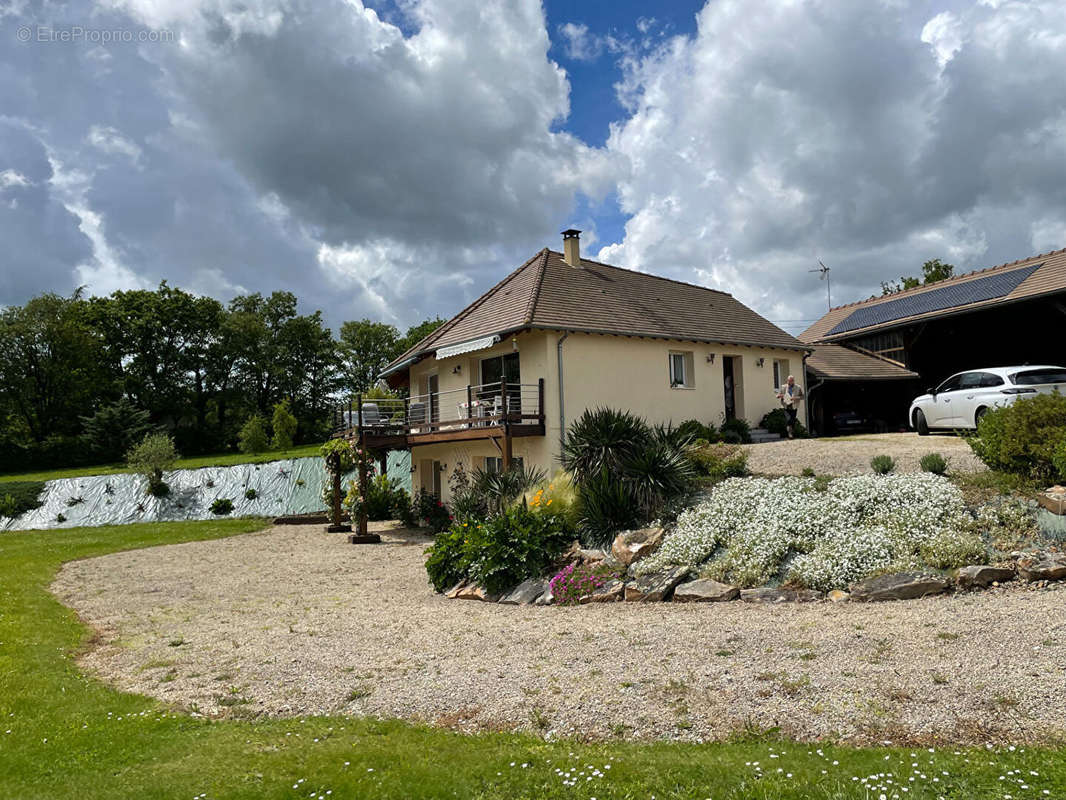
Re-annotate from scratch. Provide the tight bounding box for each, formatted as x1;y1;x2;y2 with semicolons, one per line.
1009;368;1066;385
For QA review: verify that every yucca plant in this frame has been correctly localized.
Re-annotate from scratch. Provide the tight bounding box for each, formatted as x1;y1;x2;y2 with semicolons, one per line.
472;462;547;515
576;468;639;547
560;407;650;484
621;436;696;519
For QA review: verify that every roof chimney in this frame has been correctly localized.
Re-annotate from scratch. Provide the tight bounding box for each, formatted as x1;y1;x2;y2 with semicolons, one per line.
561;228;582;267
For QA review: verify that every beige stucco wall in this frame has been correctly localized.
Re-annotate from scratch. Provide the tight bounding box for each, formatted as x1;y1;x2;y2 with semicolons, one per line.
407;330;805;502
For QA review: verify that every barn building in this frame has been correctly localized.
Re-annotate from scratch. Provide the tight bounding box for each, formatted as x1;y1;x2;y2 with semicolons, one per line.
799;248;1066;435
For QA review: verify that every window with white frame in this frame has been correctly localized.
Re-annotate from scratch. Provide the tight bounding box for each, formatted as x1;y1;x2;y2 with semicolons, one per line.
669;351;694;388
773;359;790;391
484;456;524;474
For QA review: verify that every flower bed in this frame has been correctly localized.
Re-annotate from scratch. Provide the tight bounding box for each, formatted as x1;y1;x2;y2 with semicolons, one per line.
635;473;987;591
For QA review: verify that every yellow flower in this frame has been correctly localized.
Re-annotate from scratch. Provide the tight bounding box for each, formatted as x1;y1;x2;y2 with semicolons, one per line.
546;499;552;506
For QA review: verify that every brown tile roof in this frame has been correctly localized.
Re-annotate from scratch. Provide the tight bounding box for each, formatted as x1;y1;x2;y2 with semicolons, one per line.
800;247;1066;343
806;344;919;381
385;248;807;374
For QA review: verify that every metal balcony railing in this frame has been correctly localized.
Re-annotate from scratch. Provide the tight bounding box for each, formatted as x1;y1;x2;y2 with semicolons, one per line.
332;379;544;439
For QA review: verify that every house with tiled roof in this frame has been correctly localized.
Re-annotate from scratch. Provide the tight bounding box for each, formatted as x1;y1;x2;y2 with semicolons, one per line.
798;247;1066;434
349;231;808;499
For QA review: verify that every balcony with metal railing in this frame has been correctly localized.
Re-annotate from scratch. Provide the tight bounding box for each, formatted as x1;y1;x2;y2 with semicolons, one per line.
332;379;545;448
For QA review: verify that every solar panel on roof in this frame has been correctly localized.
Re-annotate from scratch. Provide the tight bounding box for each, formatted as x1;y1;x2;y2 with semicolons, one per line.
827;263;1042;336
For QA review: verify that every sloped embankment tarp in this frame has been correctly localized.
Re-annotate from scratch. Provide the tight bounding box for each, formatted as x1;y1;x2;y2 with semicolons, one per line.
2;451;411;532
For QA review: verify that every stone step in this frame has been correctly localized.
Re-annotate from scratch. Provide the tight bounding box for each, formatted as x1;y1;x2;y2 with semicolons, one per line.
748;427;782;443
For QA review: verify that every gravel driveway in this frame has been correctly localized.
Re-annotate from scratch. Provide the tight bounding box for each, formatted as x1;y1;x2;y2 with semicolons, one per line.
744;432;985;476
53;522;1066;745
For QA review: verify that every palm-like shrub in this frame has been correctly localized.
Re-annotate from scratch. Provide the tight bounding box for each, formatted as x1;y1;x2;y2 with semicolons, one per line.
472;462;547;515
575;468;639;547
562;408;699;546
560;407;649;483
622;436;696;519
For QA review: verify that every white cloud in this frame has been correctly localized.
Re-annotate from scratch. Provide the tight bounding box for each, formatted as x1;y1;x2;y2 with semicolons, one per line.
599;0;1066;333
558;22;603;61
0;168;31;190
87;125;143;165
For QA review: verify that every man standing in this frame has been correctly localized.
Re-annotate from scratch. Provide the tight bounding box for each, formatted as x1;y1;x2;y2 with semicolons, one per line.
777;375;805;439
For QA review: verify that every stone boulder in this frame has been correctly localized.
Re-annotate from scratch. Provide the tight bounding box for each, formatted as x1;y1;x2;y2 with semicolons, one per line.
956;564;1015;589
1016;553;1066;582
849;572;950;602
445;582;467;599
579;579;625;603
499;578;547;605
611;527;664;568
740;587;822;603
827;589;850;602
455;584;502;602
672;578;739;602
624;566;689;602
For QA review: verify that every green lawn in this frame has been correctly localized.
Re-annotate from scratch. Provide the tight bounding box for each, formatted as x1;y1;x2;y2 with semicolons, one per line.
0;443;325;484
2;520;1064;799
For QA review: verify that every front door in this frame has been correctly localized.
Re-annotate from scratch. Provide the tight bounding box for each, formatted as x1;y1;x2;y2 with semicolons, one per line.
723;357;736;420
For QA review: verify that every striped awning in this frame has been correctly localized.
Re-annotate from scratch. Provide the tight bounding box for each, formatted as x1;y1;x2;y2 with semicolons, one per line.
435;334;500;360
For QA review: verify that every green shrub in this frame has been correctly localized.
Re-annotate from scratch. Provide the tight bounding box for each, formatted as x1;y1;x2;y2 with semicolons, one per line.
676;419;719;443
78;398;153;462
801;466;816;477
870;454;896;474
447;462;488;523
0;481;45;518
689;443;749;482
408;488;451;533
719;416;752;443
759;408;807;438
271;400;298;450
721;430;742;444
238;414;270;455
126;432;178;497
210;497;234;515
920;452;948;475
244;488;258;500
920;529;987;570
968;393;1066;480
424;504;573;594
346;474;410;521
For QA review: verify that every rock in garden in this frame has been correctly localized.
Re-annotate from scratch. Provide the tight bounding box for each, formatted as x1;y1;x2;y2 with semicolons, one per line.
827;589;850;602
1016;554;1066;582
624;566;689;602
455;584;501;602
849;572;950;602
611;527;664;568
499;579;546;605
579;579;625;603
672;578;739;602
740;587;822;603
445;582;467;599
956;565;1015;589
534;586;554;606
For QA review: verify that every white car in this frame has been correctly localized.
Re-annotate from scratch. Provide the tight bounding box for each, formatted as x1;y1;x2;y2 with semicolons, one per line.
910;365;1066;434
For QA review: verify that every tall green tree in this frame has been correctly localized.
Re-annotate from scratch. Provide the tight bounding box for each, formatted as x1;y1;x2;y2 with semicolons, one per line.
881;258;956;295
396;317;446;356
338;319;400;394
0;291;111;443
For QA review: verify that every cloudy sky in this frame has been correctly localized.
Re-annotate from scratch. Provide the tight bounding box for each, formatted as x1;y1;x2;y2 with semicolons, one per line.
3;0;1066;335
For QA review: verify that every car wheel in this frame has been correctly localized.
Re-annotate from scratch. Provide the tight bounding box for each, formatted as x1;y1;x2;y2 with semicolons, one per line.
915;409;929;436
975;406;988;428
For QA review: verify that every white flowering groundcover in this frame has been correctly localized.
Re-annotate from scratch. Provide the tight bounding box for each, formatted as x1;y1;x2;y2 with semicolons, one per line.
637;474;988;591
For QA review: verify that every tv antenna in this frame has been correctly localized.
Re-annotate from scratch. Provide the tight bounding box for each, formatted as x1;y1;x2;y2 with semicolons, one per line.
809;260;831;310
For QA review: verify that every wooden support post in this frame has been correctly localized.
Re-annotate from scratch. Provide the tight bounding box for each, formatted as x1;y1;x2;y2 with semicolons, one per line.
502;428;513;470
499;379;508;422
537;378;544;422
466;384;473;426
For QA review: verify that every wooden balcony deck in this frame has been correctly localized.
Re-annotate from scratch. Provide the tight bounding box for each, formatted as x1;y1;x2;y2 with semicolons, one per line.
332;379;545;452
